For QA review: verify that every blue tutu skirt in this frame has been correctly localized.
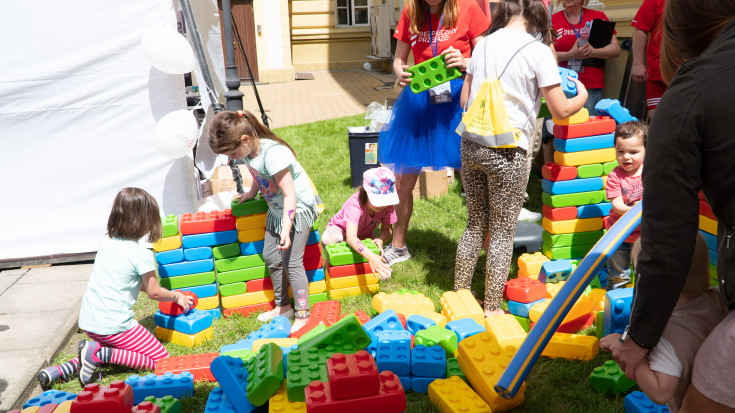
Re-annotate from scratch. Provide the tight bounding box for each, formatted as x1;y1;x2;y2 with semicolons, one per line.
378;77;464;173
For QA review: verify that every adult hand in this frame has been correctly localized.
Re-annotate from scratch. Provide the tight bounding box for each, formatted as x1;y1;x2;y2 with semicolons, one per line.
441;46;467;71
278;230;291;251
396;64;412;87
631;62;648;84
568;40;589;60
610;335;649;380
599;333;622;352
579;42;592;58
368;255;392;280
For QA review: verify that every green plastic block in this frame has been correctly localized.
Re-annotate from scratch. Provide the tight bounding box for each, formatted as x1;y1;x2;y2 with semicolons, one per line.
542;230;604;248
217;266;268;284
537;98;551;118
308;292;329;306
231;195;268;217
590;275;603;290
542;189;606;208
324;240;379;266
219;282;247;297
406;54;462;94
215;254;265;272
159;271;216;289
220;348;255;362
286;348;330;402
245;342;284;406
710;264;719;287
298;314;371;354
576;163;604;178
541;242;594;260
603;160;619;175
161;215;179;238
297;324;327;346
446;358;468;384
594;310;604;339
143;395;181;413
513;315;531;332
212;242;241;259
312;221;318;231
589;360;636;394
414;325;458;356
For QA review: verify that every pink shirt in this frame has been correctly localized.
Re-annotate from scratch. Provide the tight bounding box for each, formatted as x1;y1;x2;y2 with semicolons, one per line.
327;192;397;239
605;166;643;242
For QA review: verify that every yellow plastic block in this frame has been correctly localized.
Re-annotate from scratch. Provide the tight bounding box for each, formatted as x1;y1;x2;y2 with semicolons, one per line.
236;212;267;231
196;294;220;310
372;291;435;316
328;283;380;299
529;294;593;324
484;314;527;350
586;288;607;312
441;289;485;325
416;311;448;327
290;280;327;296
699;215;718;236
541;333;600;361
545;281;565;299
221;289;275;309
252;337;298;353
153;233;182;252
155;326;213;347
518;252;549;276
552;107;590;125
270;379;307;413
21;407;39;413
456;332;526;412
52;400;73;413
542;217;603;234
238;228;266;243
602;175;607;188
325;273;379;289
428;376;492;413
554;148;616;167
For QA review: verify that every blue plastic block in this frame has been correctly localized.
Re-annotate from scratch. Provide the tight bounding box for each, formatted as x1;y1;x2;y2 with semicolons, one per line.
240;240;265;256
577;202;613;219
398;375;412;392
411;345;446;378
446;318;485;342
603;288;634;336
700;230;718;251
507;298;546;318
155;248;184;265
179;282;218;299
154;309;214;335
200;307;221;320
219;315;291;353
125;371;194;404
553;133;614;153
558;67;579;98
363;308;404;342
411;375;443;394
23;390;76;408
210;356;258;413
158;258;215;277
184;246;213;261
709;248;718;266
542;177;604;195
406;314;436;336
307;230;320;245
624;391;671;413
182;230;238;248
539;259;573;283
375;330;411;376
205;387;238;413
306;267;325;282
595;99;638;123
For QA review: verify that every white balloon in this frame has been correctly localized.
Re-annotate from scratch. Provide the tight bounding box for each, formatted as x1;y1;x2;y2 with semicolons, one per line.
141;27;195;74
363;62;372;71
154;110;198;159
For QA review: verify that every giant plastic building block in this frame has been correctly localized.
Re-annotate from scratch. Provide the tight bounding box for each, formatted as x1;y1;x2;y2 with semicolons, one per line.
542;217;603;235
517;252;550;276
203;387;237;413
428;376;492;413
542;205;578;221
196;294;221;311
309;300;342;326
529;294;593;324
375;330;412;376
557;66;579;98
286;347;330;402
484;314;527;350
539;260;573;284
553;116;616;139
553;133;614;153
183;246;213;261
362;309;404;342
542;177;603;195
589;360;636;394
325;273;379;289
159;271;216;290
231;196;268;217
304;243;322;259
699;214;718;236
155;326;213;347
372;291;435;316
215;254;265;273
542;230;603;248
506;298;544;318
576;163;604;178
505;277;547;303
327;351;380;400
577;202;612;219
141;395;181;413
155;248;184;265
542;243;594;260
37;404;60;413
411;376;440;394
411;344;447;378
221;290;275;309
158;259;214;278
181;230;238;249
406;314;436;336
236;228;266;244
556;312;595;334
219;282;247;297
235;212;267;231
130;401;161;413
23;391;76;409
324;240;379;266
554;147;616;167
445;318;485;342
217;266;268;285
153;309;212;335
239;240;265;256
180;210;236;235
541;163;577;181
326;262;373;278
328;284;380;299
440;289;484;325
298;314;371;354
414;325;458;356
162;215;179;238
552;107;589;126
303;255;324;272
245;342;284;406
446;358;467;383
212;242;241;260
210;356;256;413
222;301;276;319
304;371;406;413
542;190;606;208
406;54;462;94
219;315;291;354
307;268;326;283
603;288;633;336
124;372;194;404
153;234;182;253
270;380;307;413
595;99;637;123
70;381;134;413
624;391;671;413
415;311;448;328
541;333;599;361
155;353;219;382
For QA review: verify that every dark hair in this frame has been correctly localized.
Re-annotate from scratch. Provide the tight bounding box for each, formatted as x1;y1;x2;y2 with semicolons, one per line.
405;0;459;35
660;0;735;84
614;121;648;147
107;187;162;243
208;110;296;158
488;0;555;45
358;187;369;207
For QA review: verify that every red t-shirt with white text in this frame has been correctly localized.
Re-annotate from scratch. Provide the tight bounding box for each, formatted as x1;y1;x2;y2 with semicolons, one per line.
605;166;643;243
631;0;666;82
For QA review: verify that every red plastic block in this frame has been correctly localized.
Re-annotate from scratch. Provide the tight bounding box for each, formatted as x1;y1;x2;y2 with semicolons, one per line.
700;199;717;221
70;381;134;413
37;404;59;413
311;301;342;326
246;277;273;292
179;210;236;235
289;317;325;339
155;352;219;382
305;243;323;259
326;262;373;278
553;116;616;139
396;313;407;330
305;371;406;413
542;163;577;181
304;256;324;272
504;278;547;303
131;401;162;413
354;310;371;324
158;290;199;316
542;205;578;221
223;301;276;318
557;312;595;334
327;351;380;400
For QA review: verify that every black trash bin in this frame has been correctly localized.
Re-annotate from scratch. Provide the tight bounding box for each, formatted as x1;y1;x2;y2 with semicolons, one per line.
348;126;381;187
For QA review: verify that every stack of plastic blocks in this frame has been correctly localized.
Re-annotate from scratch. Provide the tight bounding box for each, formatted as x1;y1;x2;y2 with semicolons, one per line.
124;372;194;404
698;191;719;286
504;277;546;325
154;291;214;347
19;390;77;412
324;239;381;298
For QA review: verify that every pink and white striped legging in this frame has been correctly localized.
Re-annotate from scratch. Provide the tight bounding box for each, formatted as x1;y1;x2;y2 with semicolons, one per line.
73;324;169;370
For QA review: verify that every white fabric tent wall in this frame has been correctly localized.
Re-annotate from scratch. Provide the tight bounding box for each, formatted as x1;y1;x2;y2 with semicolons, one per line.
0;1;199;262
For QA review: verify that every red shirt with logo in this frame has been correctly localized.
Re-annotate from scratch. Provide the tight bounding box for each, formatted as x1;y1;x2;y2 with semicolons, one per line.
631;0;666;82
605;166;643;243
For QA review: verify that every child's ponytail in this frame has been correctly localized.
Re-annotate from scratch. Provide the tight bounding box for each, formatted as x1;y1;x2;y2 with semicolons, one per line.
209;110;297;158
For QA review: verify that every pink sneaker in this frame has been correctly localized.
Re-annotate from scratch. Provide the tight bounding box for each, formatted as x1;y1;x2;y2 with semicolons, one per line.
77;340;102;386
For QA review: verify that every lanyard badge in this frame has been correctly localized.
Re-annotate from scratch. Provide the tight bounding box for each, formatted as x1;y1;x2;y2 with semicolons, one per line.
427;9;452;104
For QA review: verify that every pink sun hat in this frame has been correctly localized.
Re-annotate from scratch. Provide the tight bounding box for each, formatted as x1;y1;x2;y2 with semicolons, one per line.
363;167;399;207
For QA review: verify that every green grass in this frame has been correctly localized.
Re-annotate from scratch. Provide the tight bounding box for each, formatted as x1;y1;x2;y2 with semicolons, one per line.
49;114;626;412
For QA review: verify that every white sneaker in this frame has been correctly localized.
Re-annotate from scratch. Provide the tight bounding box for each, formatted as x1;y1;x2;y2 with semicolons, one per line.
518;208;542;222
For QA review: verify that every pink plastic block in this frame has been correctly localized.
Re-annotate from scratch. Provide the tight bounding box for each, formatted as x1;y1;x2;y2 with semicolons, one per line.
70;381;134;413
37;404;59;413
327;351;380;400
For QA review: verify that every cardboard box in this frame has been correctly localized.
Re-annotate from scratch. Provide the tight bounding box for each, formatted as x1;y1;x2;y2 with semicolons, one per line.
209;165;252;195
412;168;449;199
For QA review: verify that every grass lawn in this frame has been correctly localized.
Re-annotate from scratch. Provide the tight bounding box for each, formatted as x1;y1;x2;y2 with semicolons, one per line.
50;114;627;412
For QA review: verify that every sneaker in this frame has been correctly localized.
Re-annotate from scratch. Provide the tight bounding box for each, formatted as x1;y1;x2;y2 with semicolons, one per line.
36;367;59;390
257;308;294;323
383;244;411;266
77;340;102;387
518;208;542;222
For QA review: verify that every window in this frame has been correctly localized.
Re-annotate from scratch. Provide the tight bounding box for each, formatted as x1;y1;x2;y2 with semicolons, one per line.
337;0;369;26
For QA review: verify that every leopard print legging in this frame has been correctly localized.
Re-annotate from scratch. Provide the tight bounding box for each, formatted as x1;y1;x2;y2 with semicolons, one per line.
455;139;528;312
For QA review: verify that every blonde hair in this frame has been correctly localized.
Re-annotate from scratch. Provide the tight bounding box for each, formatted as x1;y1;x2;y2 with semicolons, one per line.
208;110;296;157
405;0;459;35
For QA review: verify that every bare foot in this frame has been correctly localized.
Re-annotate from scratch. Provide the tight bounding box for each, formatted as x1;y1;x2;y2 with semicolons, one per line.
484;309;505;317
291;317;310;333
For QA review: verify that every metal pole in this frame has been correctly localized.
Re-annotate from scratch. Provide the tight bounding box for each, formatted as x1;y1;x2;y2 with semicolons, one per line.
231;14;269;128
221;0;244;111
179;0;223;111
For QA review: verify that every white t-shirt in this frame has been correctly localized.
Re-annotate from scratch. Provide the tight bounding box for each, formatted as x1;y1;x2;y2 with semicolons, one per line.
466;28;560;150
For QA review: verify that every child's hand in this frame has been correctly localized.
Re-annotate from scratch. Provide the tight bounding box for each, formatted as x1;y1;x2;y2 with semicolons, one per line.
177;292;195;313
233;192;254;204
278;231;291;251
368;255;392;281
600;333;622;352
396;65;412;86
569;76;588;102
372;238;384;255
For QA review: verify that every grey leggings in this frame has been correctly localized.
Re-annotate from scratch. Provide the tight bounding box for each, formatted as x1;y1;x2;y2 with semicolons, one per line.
263;215;311;318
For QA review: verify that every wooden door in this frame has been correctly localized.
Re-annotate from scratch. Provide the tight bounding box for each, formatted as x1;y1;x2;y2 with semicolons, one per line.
218;0;258;81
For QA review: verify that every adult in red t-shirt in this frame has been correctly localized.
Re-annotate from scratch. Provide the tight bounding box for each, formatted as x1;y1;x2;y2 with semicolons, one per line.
378;0;489;264
631;0;666;118
552;0;620;114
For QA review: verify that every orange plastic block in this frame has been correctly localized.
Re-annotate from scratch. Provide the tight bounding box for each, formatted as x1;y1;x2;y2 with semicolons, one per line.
179;210;236;235
530;293;593;324
484;314;527;350
428;376;492;413
541;163;577;181
354;310;371;324
440;289;484;325
52;400;73;413
238;228;266;243
517;252;550;276
155;353;219;382
541;333;599;361
552;107;590;126
553;116;616;139
236;212;267;231
699;215;718;236
545;281;565;299
542;205;578;221
372;291;435;316
310;300;342;326
504;277;547;303
222;301;275;318
586;288;607;313
153;234;182;252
